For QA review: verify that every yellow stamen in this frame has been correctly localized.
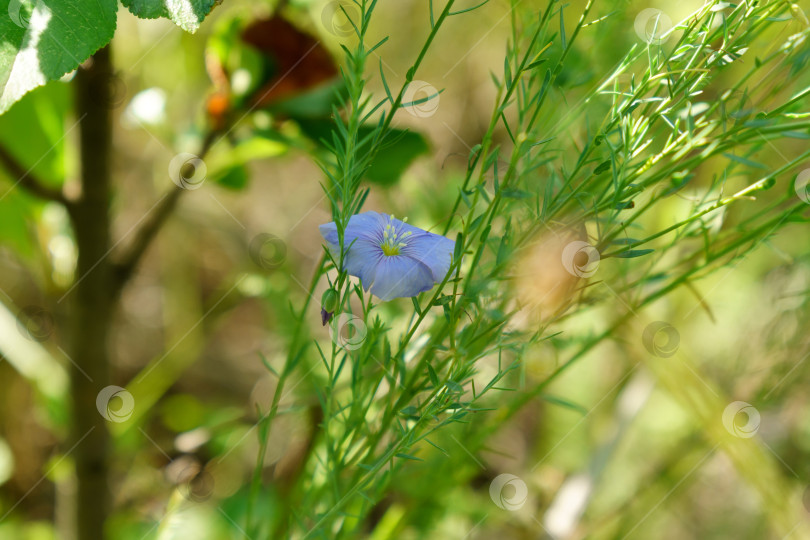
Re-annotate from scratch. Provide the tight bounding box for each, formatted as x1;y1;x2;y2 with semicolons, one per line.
379;215;411;256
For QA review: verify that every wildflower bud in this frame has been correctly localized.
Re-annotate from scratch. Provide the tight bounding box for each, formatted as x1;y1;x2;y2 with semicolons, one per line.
320;288;339;326
321;288;339;313
321;308;333;326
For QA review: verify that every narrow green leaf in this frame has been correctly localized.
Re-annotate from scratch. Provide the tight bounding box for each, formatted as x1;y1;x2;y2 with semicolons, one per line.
424;438;449;456
593;160;612;175
501;188;533;199
427;364;440;388
258;352;279;378
723;152;769;170
411;297;422;315
379;60;393;103
527;58;548;70
399;406;419;417
454;233;464;261
615;249;654;258
448;0;490;16
540;394;588;415
395;453;423;462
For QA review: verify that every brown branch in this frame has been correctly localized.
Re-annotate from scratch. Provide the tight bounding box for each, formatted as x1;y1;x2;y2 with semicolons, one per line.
112;130;219;291
0;144;70;205
112;185;183;288
68;48;221;538
69;45;115;540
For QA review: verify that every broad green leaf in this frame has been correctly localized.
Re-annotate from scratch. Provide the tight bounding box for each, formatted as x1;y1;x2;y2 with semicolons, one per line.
210;164;248;190
122;0;218;33
363;128;429;186
295;118;429;186
0;190;35;257
227;136;287;164
0;82;68;184
0;83;68;257
0;0;117;114
0;0;118;114
205;136;287;190
268;80;346;118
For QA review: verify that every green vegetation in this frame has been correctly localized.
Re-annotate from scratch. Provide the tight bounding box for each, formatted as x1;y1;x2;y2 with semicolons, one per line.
1;1;810;539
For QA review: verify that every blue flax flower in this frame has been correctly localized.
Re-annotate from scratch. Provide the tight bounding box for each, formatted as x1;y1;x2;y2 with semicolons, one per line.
320;211;454;301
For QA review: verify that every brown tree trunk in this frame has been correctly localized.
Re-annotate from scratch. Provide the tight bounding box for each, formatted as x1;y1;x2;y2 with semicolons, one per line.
68;45;115;540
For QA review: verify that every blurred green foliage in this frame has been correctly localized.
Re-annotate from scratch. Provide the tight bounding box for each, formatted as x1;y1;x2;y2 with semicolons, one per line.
1;1;810;539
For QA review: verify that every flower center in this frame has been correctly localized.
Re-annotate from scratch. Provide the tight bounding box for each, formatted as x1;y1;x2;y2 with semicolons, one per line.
380;217;412;257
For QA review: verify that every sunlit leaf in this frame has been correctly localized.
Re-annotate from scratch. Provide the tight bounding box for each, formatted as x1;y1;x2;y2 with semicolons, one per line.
0;0;116;114
122;0;218;33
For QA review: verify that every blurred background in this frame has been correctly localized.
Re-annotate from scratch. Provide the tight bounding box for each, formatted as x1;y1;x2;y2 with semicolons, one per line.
2;0;810;538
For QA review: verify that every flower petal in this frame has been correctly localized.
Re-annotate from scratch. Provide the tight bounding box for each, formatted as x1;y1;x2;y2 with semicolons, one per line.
318;211;454;301
320;212;389;286
319;211;386;250
400;231;455;282
368;255;434;301
343;238;384;291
